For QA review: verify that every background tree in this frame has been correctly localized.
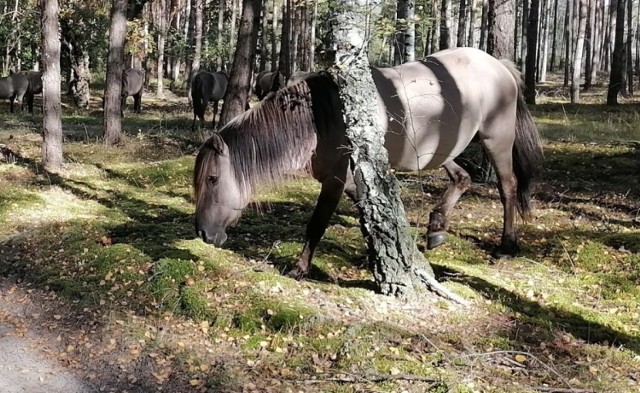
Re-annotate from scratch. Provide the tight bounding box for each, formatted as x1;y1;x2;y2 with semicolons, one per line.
41;0;63;171
440;0;453;49
103;0;128;146
525;0;539;104
487;0;515;59
607;0;627;104
219;0;263;125
394;0;416;64
571;0;587;103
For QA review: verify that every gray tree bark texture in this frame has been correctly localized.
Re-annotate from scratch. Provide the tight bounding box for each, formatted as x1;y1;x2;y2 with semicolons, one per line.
525;0;539;104
332;0;465;303
394;0;415;64
571;0;587;103
41;0;63;171
219;0;263;126
103;0;127;146
487;0;515;60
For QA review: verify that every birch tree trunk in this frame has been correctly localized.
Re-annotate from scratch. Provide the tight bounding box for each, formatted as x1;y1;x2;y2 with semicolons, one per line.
41;0;63;171
332;0;465;302
156;0;167;95
219;0;263;125
571;0;587;103
217;0;225;70
395;0;416;64
103;0;127;146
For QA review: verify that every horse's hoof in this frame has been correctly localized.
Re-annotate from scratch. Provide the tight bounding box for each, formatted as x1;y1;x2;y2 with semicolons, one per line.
286;267;308;280
426;232;447;250
492;243;519;259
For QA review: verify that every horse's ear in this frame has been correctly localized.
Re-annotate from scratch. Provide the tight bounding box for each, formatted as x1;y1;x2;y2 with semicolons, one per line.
208;132;226;154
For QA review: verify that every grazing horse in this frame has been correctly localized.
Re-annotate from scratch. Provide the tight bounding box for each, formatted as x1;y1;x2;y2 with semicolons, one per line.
121;68;145;116
191;70;228;130
193;47;543;279
254;71;285;100
17;71;42;114
0;73;30;113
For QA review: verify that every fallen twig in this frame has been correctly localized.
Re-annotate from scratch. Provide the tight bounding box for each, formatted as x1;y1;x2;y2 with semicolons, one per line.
453;350;573;391
292;370;439;385
533;387;594;393
413;267;470;306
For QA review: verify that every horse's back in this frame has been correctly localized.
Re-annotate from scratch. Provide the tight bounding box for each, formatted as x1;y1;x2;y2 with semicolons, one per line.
122;68;144;95
374;47;519;171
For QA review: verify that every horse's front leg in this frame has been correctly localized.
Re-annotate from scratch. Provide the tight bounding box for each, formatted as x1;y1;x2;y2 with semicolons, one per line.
426;161;471;249
288;176;346;280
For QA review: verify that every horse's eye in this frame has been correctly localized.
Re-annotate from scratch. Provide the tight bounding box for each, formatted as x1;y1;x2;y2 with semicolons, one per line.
207;175;219;185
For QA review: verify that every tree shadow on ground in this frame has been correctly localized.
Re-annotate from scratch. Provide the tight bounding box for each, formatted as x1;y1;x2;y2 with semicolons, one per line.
433;264;640;354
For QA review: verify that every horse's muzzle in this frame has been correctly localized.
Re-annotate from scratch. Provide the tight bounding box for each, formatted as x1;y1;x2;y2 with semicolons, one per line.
196;229;228;246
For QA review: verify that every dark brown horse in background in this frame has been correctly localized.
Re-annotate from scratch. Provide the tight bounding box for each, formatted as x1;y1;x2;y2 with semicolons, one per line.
0;72;33;113
191;70;228;130
193;47;544;279
254;71;285;100
121;68;145;116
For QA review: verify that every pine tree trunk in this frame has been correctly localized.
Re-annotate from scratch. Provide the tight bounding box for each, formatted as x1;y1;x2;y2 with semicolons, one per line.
431;0;440;53
607;0;626;104
219;0;263;125
217;0;225;70
156;0;167;95
457;0;467;46
333;0;465;303
525;0;539;104
626;0;633;95
539;0;550;82
479;0;488;51
309;0;317;71
549;0;559;72
439;0;452;49
270;1;279;71
103;0;127;146
41;0;63;171
564;0;573;86
487;0;515;60
467;0;477;47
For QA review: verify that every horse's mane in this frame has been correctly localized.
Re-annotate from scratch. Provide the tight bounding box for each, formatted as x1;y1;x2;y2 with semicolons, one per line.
195;74;342;203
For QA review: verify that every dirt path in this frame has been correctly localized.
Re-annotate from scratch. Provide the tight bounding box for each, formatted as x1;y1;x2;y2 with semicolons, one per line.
0;278;97;393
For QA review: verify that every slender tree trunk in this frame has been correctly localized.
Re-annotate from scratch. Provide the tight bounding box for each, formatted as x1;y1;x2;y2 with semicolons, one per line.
468;0;477;47
539;0;550;82
584;0;595;89
41;0;63;171
607;0;626;104
572;0;587;102
395;0;416;63
626;0;633;95
564;0;573;86
525;0;539;104
216;0;225;70
219;0;263;125
440;0;452;49
333;0;463;303
549;0;559;71
431;0;441;53
479;0;489;51
259;2;269;71
457;0;468;46
270;1;279;71
156;0;167;95
103;0;127;146
521;0;529;72
309;0;317;71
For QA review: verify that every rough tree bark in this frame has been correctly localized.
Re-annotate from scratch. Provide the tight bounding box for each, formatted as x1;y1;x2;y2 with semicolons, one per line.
219;0;263;125
439;0;452;49
607;0;626;104
41;0;63;171
487;0;515;60
457;0;467;47
394;0;416;64
103;0;128;146
332;0;465;302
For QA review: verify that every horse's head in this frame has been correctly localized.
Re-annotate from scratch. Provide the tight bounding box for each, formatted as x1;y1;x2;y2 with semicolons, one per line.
193;133;246;246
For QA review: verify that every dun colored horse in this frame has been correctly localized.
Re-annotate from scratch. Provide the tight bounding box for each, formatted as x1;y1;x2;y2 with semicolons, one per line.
254;71;285;100
193;47;544;279
121;68;145;116
191;70;228;130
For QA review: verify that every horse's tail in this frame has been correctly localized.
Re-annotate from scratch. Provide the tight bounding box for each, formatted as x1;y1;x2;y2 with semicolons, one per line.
501;60;544;220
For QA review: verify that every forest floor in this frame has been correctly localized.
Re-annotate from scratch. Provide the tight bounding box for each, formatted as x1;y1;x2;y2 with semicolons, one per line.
0;79;639;393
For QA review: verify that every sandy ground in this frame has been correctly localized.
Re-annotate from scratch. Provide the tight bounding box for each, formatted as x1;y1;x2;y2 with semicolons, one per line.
0;278;96;393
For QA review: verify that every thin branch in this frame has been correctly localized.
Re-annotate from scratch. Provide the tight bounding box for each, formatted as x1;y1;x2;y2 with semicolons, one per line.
453;350;574;391
413;267;470;306
291;370;440;385
533;387;595;393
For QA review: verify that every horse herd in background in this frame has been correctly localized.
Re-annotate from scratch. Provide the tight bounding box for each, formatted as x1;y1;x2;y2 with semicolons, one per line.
0;65;287;131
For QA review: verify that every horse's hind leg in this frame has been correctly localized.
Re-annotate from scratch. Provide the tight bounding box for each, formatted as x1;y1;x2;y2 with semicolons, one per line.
288;172;347;280
426;161;471;249
481;138;519;257
134;92;142;113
